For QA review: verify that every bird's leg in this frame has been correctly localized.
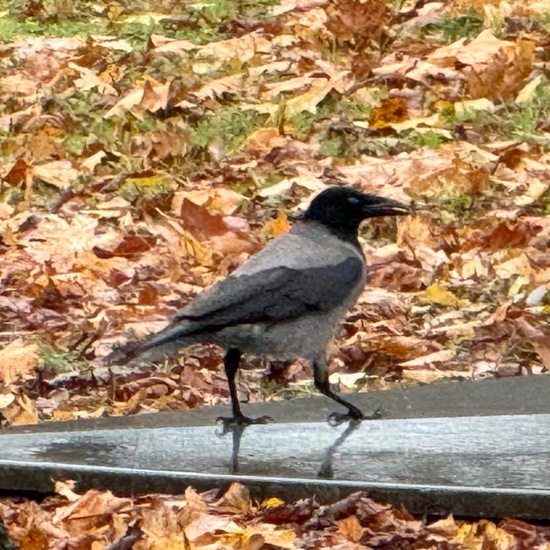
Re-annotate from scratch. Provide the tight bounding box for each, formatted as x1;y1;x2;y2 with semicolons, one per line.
313;360;381;426
225;347;244;419
217;347;273;429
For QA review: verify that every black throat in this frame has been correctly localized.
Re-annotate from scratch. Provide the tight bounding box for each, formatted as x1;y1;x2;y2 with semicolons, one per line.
303;211;363;250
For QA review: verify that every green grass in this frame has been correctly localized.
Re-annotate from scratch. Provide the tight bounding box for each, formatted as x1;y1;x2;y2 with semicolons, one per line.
1;0;279;45
405;130;453;150
43;92;142;157
421;9;484;43
452;82;550;145
287;91;386;156
319;136;350;158
443;191;474;222
118;174;177;202
287;92;379;135
119;17;156;51
507;85;550;143
191;107;268;156
39;344;77;373
0;14;109;41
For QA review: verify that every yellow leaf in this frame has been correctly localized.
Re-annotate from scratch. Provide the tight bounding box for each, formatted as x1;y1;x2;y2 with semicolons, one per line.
455;519;516;549
418;284;461;307
263;210;290;238
261;497;285;508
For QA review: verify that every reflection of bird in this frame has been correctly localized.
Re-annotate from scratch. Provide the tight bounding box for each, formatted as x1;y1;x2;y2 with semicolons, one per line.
107;187;410;426
317;419;362;479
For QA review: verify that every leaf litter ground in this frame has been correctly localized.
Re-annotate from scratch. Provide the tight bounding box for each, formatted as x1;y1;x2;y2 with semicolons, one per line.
1;0;550;546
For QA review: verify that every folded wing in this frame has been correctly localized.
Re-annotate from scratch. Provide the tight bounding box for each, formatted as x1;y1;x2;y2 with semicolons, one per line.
137;256;363;353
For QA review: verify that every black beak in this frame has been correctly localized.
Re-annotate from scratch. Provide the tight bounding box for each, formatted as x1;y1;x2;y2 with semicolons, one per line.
364;196;411;218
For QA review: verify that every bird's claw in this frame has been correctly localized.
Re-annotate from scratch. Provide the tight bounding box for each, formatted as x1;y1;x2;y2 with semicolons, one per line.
216;414;273;433
327;412;355;427
327;407;382;427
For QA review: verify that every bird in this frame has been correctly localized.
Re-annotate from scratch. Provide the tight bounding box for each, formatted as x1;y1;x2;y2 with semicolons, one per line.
107;186;410;426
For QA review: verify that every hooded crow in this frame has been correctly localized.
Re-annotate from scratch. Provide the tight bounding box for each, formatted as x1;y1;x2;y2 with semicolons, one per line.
108;187;409;425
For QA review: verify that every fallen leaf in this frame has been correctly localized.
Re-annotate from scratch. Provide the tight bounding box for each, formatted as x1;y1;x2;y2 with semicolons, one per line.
0;339;41;384
215;483;252;514
338;515;365;542
184;513;242;542
32;160;79;190
399;349;456;368
417;284;461;307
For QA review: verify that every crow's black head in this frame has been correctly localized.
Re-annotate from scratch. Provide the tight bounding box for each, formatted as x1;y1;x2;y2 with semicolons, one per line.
303;187;410;242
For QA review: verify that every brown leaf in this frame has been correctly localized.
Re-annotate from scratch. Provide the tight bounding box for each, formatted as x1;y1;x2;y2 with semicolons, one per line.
338;515;365;542
106;84;170;118
263;498;318;525
53;489;131;531
4;158;30;186
0;339;40;385
425;515;458;536
326;0;389;46
191;74;245;102
32;160;80;190
399;349;456;368
493;253;534;280
369;97;408;129
243;127;283;157
196;31;272;64
2;393;39;425
215;483;252;514
180;198;231;240
285;73;350;115
140;79;168;112
55;480;81;502
482;222;538;250
184;513;242;542
499;518;539;546
515;317;550;369
93;235;155;259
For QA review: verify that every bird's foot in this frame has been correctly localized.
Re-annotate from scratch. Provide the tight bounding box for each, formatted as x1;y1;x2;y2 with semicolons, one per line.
327;407;382;427
216;414;273;433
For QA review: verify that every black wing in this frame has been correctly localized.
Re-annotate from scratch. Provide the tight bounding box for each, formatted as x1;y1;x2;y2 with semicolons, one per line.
148;256;364;346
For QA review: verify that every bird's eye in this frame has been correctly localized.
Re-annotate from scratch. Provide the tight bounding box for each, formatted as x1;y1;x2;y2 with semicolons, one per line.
348;197;361;205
